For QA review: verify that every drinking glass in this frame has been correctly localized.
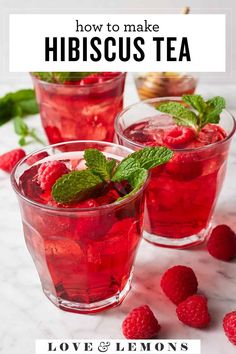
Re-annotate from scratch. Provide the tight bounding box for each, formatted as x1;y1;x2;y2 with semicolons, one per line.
32;73;126;144
11;141;147;313
115;98;236;248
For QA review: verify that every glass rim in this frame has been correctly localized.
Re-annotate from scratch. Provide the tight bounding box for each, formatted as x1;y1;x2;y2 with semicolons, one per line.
115;96;236;153
31;72;126;88
11;140;149;213
134;72;198;80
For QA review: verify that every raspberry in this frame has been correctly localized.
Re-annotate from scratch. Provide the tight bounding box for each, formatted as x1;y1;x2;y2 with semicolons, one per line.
122;305;161;339
101;72;121;81
0;148;26;173
160;265;198;305
176;295;211;328
26;152;49;166
223;311;236;345
198;124;227;145
37;161;69;191
96;189;120;205
207;225;236;261
102;72;120;78
79;74;102;85
165;153;202;181
163;126;195;148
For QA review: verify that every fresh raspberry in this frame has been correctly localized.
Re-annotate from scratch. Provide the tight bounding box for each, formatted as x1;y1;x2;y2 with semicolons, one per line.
26;152;49;166
198;124;227;145
101;72;121;81
165;153;202;181
79;74;102;85
207;225;236;261
223;311;236;345
163;126;196;148
176;295;211;328
0;148;26;173
37;161;69;191
161;265;198;305
96;188;120;205
122;305;161;339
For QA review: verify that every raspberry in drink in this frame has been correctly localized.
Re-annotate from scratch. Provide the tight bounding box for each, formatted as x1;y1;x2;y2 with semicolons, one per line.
12;141;172;313
32;72;126;144
115;96;236;248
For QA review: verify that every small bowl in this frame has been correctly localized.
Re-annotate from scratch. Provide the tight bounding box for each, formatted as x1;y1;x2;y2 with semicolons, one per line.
134;72;198;100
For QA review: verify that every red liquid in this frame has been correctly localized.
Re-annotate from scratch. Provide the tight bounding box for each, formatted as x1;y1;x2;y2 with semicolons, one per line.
33;73;126;144
123;115;229;241
18;155;144;312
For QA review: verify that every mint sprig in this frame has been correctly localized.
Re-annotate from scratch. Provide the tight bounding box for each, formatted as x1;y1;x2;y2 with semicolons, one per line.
14;116;45;146
84;149;115;181
52;170;103;204
112;147;173;182
116;168;148;202
157;94;226;132
52;146;173;204
0;88;43;146
33;72;96;84
0;89;39;127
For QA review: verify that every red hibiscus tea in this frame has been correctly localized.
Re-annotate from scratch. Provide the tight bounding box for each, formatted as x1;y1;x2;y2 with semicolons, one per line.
11;141;147;313
32;73;126;144
115;97;236;248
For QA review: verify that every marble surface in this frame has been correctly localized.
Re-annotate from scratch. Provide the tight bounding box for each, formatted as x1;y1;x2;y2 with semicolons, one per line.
0;75;236;354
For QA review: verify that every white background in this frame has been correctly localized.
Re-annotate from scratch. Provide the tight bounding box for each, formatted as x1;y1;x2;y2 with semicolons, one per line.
9;14;225;72
0;0;235;83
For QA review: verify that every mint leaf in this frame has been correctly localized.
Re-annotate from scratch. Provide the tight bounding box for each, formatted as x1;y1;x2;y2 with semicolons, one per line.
0;89;38;127
128;146;173;169
53;72;71;83
206;96;225;114
0;97;15;126
66;72;96;80
17;99;39;116
52;146;173;205
9;89;36;103
112;146;173;182
116;168;148;202
52;169;103;204
84;148;116;181
13;116;45;146
14;116;29;135
158;102;198;130
19;137;27;146
33;72;96;84
158;95;226;132
106;159;116;177
112;158;140;182
202;96;226;126
128;168;148;190
182;94;206;114
33;72;54;82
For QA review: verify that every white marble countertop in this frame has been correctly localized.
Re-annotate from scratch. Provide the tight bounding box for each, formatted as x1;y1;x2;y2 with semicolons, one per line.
0;75;236;354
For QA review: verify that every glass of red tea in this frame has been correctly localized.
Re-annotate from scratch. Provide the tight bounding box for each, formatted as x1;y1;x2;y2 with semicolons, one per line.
115;97;235;248
11;141;147;313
